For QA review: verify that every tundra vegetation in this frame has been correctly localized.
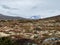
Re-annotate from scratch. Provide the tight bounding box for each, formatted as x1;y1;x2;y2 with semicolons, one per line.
0;15;60;45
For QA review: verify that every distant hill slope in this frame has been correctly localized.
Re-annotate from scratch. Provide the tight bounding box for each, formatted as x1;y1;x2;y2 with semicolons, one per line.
0;14;25;20
40;15;60;20
37;15;60;30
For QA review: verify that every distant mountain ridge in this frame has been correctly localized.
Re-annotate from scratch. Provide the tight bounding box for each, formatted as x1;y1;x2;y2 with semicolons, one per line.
0;14;60;20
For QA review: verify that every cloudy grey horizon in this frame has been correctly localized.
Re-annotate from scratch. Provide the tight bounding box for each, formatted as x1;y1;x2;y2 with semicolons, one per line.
0;0;60;18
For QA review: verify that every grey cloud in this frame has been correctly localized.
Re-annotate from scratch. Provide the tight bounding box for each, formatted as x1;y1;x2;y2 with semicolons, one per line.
0;0;60;18
2;5;18;10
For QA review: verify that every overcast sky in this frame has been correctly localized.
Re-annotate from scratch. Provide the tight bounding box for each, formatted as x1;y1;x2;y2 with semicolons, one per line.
0;0;60;18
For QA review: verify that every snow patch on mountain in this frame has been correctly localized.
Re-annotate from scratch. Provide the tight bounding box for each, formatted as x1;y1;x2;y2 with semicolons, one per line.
30;15;41;19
